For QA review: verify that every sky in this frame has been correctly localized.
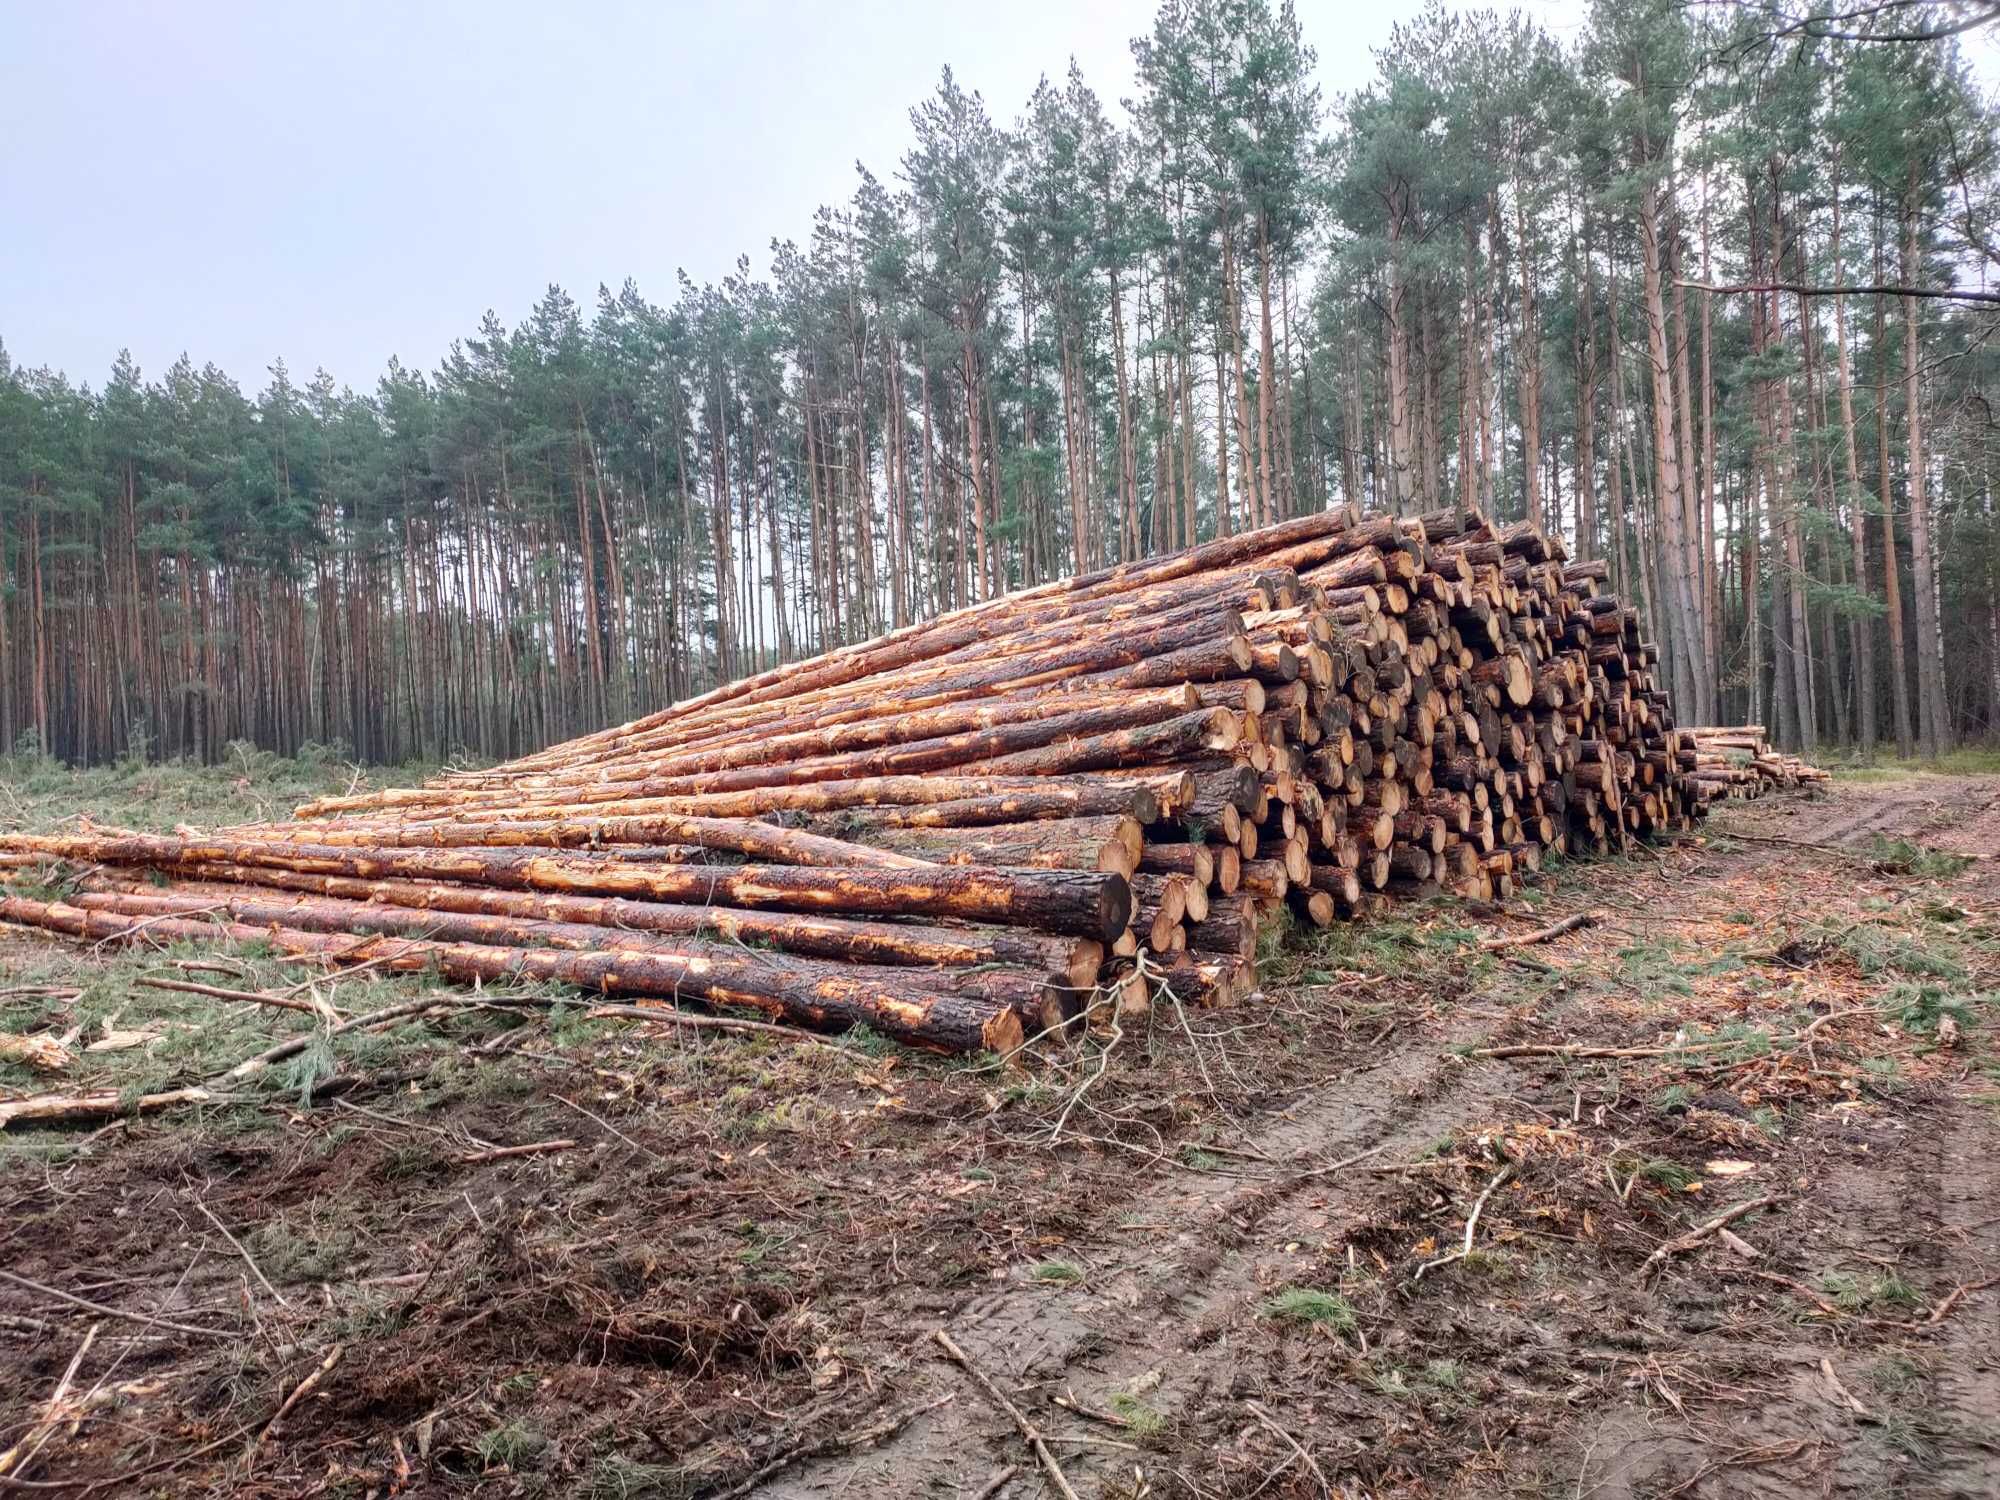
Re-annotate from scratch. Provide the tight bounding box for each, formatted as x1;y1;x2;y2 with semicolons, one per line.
1;0;1993;396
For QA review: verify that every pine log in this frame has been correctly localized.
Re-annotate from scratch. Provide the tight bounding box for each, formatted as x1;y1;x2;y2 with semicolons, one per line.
0;897;1036;1053
82;871;1108;988
0;834;1131;940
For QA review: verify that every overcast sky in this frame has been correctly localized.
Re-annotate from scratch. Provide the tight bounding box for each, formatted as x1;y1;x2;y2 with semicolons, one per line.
3;1;1993;395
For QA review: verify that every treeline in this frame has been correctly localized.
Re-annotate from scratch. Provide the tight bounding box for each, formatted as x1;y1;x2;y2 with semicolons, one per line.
3;0;1998;766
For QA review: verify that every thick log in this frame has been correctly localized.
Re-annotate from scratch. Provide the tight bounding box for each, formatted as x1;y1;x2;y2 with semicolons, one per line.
958;708;1240;776
299;773;1177;826
0;834;1131;941
846;816;1143;878
1137;840;1216;889
818;781;1168;830
0;897;1036;1054
1188;893;1259;959
81;871;1107;988
232;812;926;868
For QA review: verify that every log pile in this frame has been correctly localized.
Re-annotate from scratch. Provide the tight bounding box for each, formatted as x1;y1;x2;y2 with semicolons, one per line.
1;507;1709;1055
1681;725;1830;800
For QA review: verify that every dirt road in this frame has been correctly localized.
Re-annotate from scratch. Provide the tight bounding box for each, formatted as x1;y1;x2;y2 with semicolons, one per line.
2;774;1996;1497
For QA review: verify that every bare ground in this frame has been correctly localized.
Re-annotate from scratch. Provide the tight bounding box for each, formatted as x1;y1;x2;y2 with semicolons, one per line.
2;771;1998;1498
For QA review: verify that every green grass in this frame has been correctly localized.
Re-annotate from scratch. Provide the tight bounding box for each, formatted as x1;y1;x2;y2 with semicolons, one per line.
0;741;446;834
1031;1259;1086;1286
475;1419;548;1471
249;1218;359;1284
581;1456;692;1499
1282;910;1481;985
1263;1286;1356;1331
1828;747;2000;780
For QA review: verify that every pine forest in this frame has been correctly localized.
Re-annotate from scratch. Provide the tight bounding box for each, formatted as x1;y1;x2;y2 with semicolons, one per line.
5;0;1999;768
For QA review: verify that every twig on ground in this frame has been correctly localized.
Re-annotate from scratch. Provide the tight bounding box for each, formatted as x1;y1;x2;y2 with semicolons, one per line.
457;1138;576;1165
1270;1140;1392;1187
1856;1272;2000;1330
1471;1039;1725;1060
1245;1400;1331;1496
971;1465;1020;1500
208;996;443;1087
1740;1269;1844;1316
274;950;405;994
138;977;327;1016
932;1329;1080;1500
333;1096;497;1151
194;1200;291;1309
1039;1015;1125;1148
1415;1162;1515;1279
552;1094;673;1167
1640;1197;1780;1279
246;1345;344;1463
708;1390;955;1500
0;1268;235;1340
1658;1437;1812;1499
1716;831;1849;853
1479;912;1598;951
0;1323;99;1478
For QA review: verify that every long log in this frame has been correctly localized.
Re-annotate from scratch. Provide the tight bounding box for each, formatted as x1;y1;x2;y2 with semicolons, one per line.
228;812;926;868
0;834;1132;941
844;816;1144;878
79;871;1108;989
958;708;1241;776
0;897;1034;1054
297;773;1178;824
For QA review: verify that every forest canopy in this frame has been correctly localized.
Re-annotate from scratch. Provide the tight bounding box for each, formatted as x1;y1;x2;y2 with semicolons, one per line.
3;0;1998;766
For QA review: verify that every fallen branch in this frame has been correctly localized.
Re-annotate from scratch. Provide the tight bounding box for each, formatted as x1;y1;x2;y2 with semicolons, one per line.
208;996;445;1087
1271;1139;1392;1187
1711;830;1851;853
196;1200;292;1309
1640;1196;1780;1279
137;976;328;1016
0;1267;236;1340
709;1390;955;1500
1916;1273;2000;1327
933;1328;1080;1500
1245;1399;1331;1496
0;1323;99;1478
1415;1162;1515;1279
457;1138;577;1165
0;1084;217;1131
1479;911;1598;951
1469;1041;1717;1061
248;1344;345;1460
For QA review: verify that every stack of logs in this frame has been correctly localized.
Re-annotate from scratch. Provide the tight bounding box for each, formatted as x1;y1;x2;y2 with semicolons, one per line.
1682;725;1830;800
0;506;1706;1055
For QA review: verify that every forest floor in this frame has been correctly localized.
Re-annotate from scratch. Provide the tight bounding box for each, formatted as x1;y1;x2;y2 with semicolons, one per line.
2;758;1998;1498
